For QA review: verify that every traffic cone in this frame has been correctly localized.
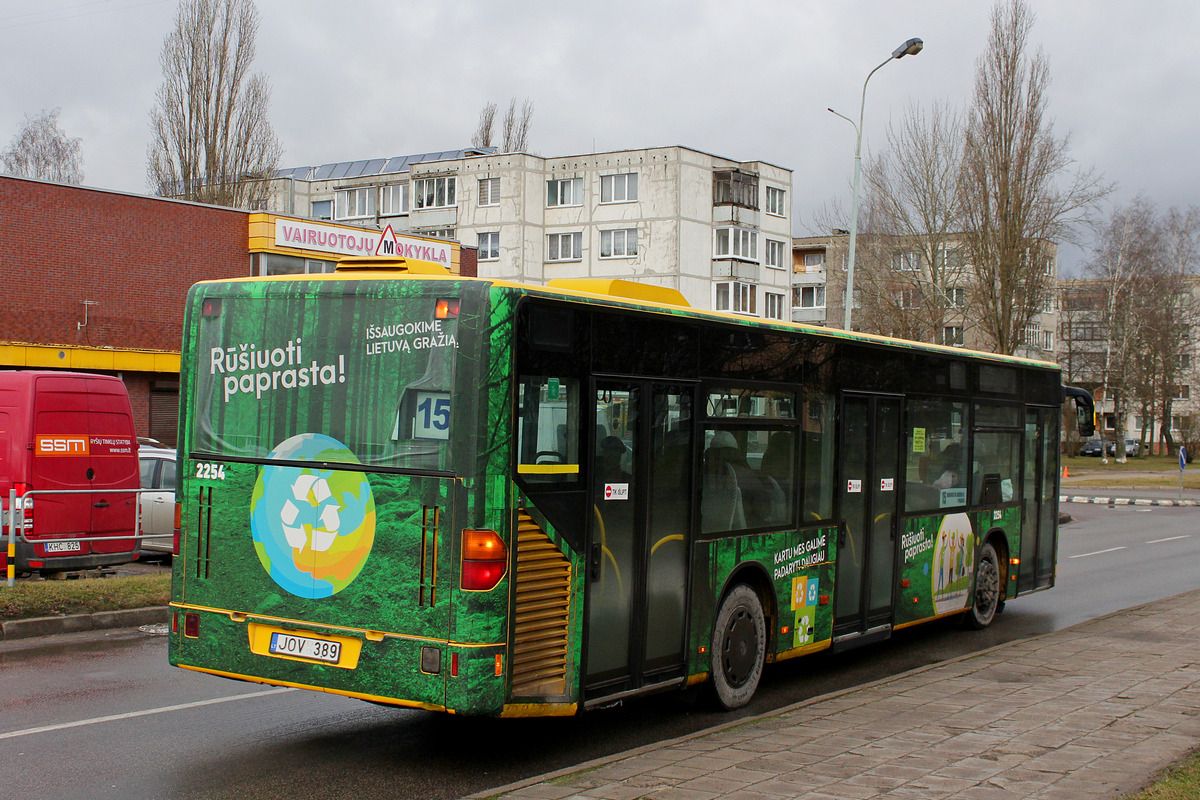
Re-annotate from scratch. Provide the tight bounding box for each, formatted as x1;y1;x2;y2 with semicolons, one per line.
1062;465;1069;478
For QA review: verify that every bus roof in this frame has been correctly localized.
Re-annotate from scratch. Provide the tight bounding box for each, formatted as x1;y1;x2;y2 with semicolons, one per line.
190;267;1060;372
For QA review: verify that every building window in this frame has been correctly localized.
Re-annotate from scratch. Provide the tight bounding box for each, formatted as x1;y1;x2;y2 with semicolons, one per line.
413;176;456;210
335;187;376;220
547;232;582;261
547;177;583;207
942;286;966;308
1042;330;1053;351
600;228;637;258
1065;321;1104;341
715;281;756;315
765;186;786;217
898;288;921;310
892;251;920;271
418;228;456;239
478;232;499;261
765;239;785;270
934;247;965;271
479;177;500;207
765;291;785;320
310;199;332;221
381;183;409;215
713;170;759;209
1023;323;1041;347
1182;353;1192;370
943;326;964;347
600;173;638;203
714;227;758;261
794;286;825;309
1174;385;1191;401
803;252;825;271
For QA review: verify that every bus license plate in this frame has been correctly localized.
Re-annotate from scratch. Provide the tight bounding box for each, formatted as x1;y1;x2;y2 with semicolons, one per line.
268;632;341;664
43;541;82;553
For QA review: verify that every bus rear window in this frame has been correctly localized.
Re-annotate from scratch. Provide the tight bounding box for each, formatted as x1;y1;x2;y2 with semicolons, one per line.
191;283;461;471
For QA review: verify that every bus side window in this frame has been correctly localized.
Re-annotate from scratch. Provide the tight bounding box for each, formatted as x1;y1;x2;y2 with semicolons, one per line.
517;376;581;483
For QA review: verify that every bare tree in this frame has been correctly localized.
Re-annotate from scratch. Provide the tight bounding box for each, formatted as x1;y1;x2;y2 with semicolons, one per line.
1;108;83;184
850;100;971;343
471;102;498;149
1142;207;1200;455
961;0;1111;355
500;97;534;153
1085;196;1160;461
147;0;282;209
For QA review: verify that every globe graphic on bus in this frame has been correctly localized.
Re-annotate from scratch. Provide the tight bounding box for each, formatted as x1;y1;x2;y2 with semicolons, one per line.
250;433;376;599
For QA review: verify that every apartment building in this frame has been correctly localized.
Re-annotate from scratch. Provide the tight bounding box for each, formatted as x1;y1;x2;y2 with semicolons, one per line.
791;233;1060;362
1059;277;1200;450
264;146;794;315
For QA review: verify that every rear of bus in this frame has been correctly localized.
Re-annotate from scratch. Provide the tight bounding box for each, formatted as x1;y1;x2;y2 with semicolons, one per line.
168;270;517;715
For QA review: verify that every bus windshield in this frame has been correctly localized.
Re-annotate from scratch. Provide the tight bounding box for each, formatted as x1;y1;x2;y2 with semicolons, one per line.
191;280;461;471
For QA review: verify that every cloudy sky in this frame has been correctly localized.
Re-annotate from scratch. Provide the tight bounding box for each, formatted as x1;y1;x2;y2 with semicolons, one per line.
2;0;1197;271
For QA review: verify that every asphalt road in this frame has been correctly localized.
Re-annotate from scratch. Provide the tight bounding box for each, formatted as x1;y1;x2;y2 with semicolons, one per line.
0;503;1195;800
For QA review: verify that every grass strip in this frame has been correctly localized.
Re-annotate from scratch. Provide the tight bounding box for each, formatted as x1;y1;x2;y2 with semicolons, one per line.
1125;752;1200;799
0;574;170;621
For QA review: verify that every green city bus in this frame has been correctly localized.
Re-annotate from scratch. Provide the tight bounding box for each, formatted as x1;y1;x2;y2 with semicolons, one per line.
168;257;1094;716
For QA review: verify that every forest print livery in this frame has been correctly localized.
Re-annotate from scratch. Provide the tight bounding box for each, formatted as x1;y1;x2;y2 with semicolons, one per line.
168;258;1094;716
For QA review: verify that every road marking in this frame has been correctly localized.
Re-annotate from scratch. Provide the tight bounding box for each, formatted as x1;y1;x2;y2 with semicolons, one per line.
1147;535;1191;544
0;687;295;740
1069;546;1127;559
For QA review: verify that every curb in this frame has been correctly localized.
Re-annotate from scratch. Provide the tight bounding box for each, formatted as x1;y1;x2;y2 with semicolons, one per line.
0;606;168;641
1060;494;1200;507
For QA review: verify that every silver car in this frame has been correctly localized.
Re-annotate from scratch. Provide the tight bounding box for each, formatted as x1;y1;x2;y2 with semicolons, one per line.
138;447;176;559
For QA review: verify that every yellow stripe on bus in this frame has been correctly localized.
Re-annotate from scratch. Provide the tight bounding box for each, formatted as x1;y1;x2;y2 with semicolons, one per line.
516;464;580;474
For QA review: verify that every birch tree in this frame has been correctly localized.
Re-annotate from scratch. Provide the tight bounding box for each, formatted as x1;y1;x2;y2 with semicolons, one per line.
1;108;83;184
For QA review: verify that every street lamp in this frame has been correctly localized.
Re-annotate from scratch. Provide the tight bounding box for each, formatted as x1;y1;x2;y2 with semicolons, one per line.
829;37;923;332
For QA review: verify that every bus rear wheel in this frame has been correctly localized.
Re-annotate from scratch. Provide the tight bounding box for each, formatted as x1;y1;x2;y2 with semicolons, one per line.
963;540;1001;630
710;584;766;710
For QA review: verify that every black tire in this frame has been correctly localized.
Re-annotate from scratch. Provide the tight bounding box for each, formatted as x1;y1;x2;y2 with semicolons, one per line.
963;540;1001;630
710;584;766;710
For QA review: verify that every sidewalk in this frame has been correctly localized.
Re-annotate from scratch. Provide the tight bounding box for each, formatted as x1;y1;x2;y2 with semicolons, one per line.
473;589;1200;800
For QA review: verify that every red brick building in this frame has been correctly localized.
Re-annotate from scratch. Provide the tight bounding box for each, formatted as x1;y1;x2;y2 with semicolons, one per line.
0;176;470;446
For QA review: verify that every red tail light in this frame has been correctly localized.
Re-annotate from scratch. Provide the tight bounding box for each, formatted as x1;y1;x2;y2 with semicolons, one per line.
13;482;32;530
184;612;200;638
172;502;182;556
461;529;507;591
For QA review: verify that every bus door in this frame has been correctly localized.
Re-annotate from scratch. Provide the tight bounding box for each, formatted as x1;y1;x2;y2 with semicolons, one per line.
834;393;902;644
584;381;692;702
1020;407;1059;591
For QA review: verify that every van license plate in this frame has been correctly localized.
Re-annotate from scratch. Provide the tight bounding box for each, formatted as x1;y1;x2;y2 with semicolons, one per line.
43;541;82;553
268;632;341;664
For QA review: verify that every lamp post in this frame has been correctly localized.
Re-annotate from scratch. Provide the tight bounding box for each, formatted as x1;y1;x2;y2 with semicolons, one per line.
829;37;923;332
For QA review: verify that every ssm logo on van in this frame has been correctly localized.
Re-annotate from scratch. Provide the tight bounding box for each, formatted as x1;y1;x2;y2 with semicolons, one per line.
35;435;90;456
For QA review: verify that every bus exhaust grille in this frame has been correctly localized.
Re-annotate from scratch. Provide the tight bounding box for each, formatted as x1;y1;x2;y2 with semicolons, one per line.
510;511;571;697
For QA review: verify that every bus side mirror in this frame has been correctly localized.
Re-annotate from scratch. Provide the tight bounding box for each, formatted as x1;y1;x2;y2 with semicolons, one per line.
1063;386;1095;437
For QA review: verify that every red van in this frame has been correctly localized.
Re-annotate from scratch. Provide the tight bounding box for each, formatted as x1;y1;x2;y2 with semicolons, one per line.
0;371;140;575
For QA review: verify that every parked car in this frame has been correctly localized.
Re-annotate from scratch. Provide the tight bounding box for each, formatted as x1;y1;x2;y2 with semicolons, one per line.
1123;438;1140;457
138;446;176;560
1079;438;1105;457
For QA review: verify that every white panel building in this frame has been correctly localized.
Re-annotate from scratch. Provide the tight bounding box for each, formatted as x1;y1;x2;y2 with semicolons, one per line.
263;146;793;317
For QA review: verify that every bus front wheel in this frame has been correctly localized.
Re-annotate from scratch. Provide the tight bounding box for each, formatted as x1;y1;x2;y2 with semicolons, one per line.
710;584;766;710
963;540;1001;630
